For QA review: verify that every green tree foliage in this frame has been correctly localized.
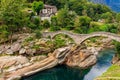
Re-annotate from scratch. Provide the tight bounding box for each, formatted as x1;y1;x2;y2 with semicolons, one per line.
57;7;76;29
42;19;50;28
32;1;44;15
0;0;27;42
53;36;66;49
51;16;58;27
34;30;42;39
69;0;111;21
116;13;120;22
107;24;118;33
0;25;9;43
50;16;60;31
74;16;92;33
79;16;92;27
101;12;113;23
57;8;69;27
114;41;120;58
45;0;62;9
28;16;41;30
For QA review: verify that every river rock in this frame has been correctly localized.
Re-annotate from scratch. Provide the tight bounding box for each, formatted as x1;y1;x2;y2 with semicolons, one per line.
53;47;70;58
19;48;26;54
11;43;21;52
30;55;47;62
112;55;119;64
0;45;11;53
26;49;36;55
35;48;51;55
5;49;13;55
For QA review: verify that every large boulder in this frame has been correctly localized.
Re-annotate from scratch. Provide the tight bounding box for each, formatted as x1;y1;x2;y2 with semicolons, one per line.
11;43;21;52
65;49;97;68
0;56;29;69
78;55;97;68
0;45;11;54
112;54;120;64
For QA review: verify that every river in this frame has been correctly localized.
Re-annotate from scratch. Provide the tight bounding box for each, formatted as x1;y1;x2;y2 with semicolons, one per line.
22;49;115;80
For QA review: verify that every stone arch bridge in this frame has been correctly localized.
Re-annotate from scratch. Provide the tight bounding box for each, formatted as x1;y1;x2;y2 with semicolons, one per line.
42;31;120;44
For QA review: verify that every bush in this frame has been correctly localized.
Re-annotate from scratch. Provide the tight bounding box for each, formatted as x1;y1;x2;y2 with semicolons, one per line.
66;25;75;30
53;37;66;49
114;41;120;58
89;22;103;33
42;19;50;28
28;22;37;29
28;16;41;30
74;27;83;34
107;24;117;33
34;30;42;39
51;16;58;26
33;16;40;26
50;26;60;31
25;37;34;42
0;25;9;42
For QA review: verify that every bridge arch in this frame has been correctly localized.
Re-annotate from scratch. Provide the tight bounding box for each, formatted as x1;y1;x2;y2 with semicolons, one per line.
42;31;120;44
79;32;120;44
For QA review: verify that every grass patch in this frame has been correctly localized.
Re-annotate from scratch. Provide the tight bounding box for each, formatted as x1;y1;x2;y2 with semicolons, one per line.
96;65;120;80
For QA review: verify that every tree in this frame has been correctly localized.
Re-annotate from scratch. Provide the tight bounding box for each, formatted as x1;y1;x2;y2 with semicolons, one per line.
57;8;69;27
32;1;44;15
74;16;92;33
46;0;62;9
51;16;58;27
101;12;113;23
50;16;60;31
57;7;76;28
0;0;26;43
116;13;120;22
28;16;41;30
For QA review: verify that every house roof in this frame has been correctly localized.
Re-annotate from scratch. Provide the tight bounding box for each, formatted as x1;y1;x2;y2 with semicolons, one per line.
44;5;57;8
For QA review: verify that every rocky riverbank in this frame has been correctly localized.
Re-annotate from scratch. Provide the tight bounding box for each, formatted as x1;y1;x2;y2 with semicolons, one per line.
0;32;115;80
0;46;99;80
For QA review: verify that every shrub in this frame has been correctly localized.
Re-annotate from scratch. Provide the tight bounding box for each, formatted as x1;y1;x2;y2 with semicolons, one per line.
25;37;34;42
107;24;117;33
66;25;75;30
114;41;120;58
53;37;66;49
50;26;60;31
42;19;50;28
28;22;37;29
33;16;40;26
74;27;83;34
34;30;42;39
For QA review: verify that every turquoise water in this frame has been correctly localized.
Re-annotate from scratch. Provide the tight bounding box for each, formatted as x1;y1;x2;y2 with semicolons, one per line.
22;49;115;80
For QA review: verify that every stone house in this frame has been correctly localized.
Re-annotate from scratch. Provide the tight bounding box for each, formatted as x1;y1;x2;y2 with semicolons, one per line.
40;5;57;20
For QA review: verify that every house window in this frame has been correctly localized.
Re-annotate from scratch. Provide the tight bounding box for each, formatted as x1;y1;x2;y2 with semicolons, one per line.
42;9;47;13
